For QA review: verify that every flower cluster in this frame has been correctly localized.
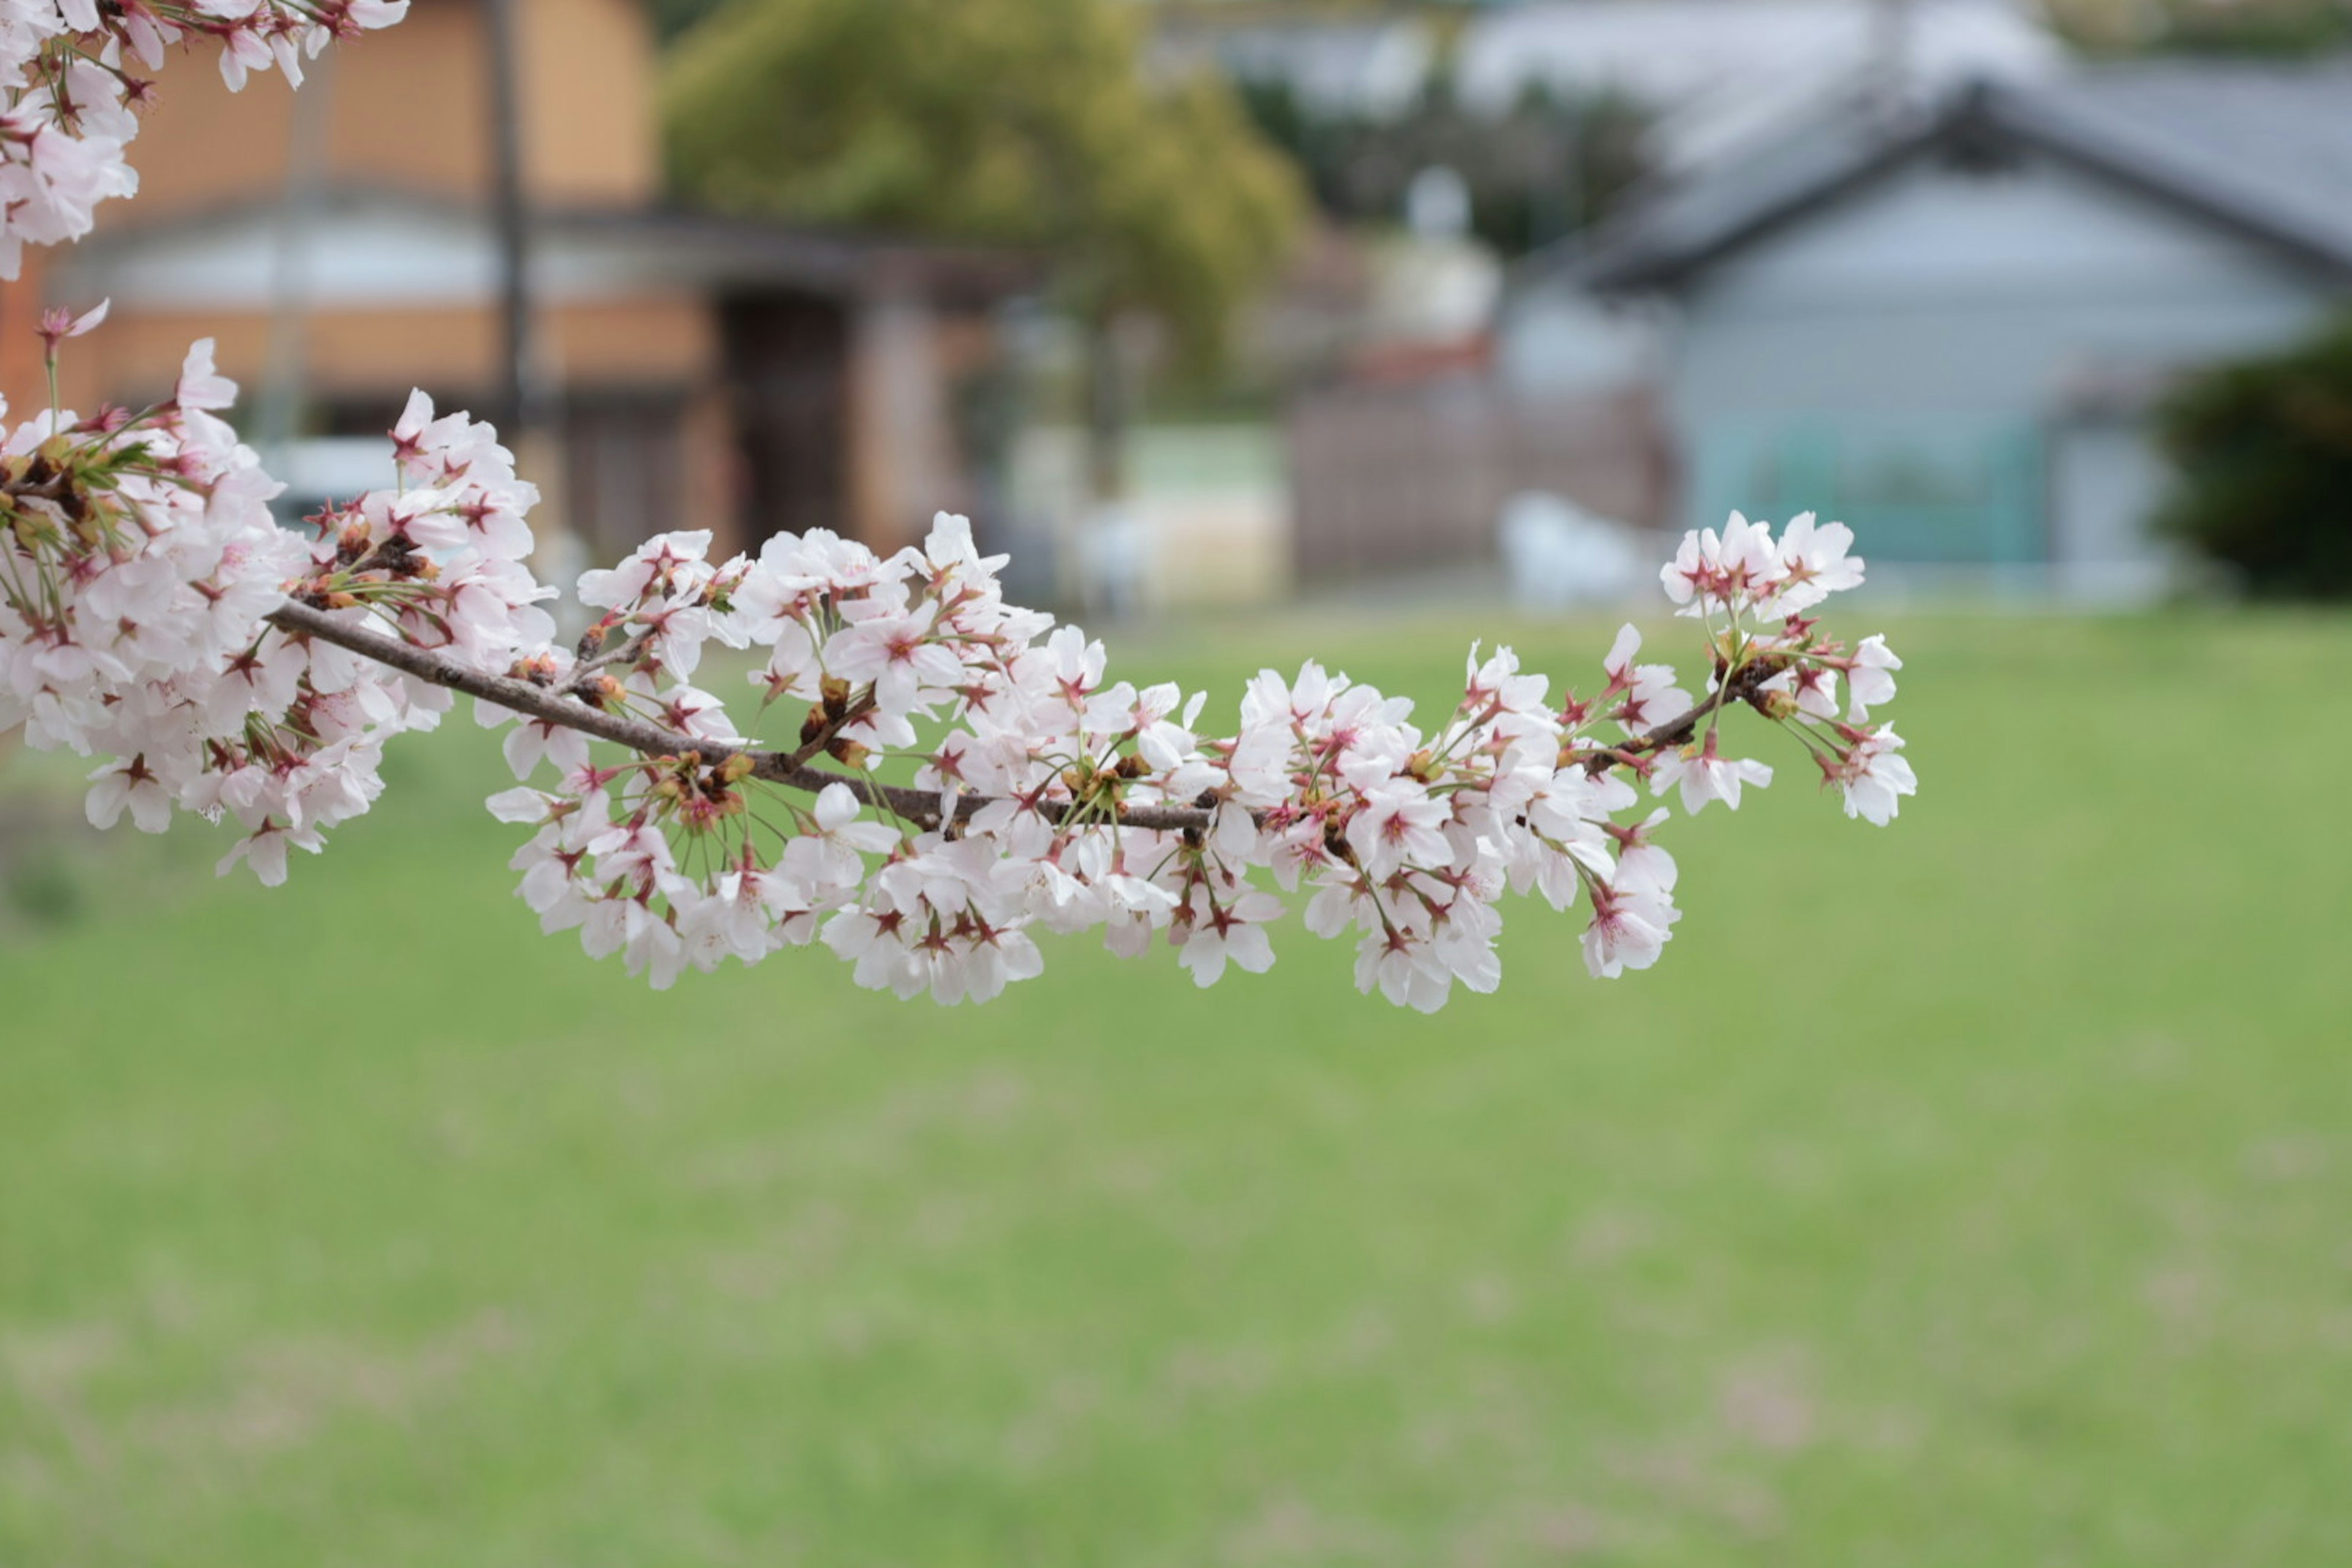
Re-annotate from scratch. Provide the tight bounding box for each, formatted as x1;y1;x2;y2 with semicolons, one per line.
1;0;407;277
1662;510;1916;825
466;500;1909;1008
1;347;554;883
4;315;1915;1004
0;0;1918;1009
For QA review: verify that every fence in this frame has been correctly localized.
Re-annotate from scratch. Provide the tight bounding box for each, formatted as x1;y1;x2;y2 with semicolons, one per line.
1286;380;1669;584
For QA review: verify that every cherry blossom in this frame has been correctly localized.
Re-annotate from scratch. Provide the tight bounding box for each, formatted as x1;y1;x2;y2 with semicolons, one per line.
1824;725;1920;826
1653;732;1776;815
0;0;1920;1010
1847;634;1903;719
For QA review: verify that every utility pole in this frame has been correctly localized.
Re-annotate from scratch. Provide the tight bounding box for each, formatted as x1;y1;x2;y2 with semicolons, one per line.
483;0;538;443
480;0;579;609
1869;0;1915;118
258;48;336;475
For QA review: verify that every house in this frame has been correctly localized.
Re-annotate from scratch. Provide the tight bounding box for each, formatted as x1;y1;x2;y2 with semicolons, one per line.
1527;62;2352;597
28;0;1030;560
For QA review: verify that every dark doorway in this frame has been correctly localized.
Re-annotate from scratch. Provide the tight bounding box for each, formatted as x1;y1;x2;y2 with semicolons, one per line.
722;292;850;540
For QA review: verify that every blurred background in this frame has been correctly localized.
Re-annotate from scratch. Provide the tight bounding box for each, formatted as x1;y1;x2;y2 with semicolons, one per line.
4;1;2352;1562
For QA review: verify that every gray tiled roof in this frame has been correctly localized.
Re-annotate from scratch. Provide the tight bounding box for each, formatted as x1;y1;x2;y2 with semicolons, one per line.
2041;61;2352;260
1561;59;2352;292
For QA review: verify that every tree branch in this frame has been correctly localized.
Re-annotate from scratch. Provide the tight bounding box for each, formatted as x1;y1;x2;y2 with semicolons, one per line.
266;598;1774;835
1581;656;1780;775
266;598;1213;831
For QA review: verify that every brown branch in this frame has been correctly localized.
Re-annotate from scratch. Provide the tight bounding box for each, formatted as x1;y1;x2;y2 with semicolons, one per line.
266;598;1212;832
564;623;657;695
785;689;876;772
266;598;1772;835
1580;657;1780;775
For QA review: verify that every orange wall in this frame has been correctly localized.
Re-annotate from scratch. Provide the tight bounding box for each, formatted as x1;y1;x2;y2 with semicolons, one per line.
517;0;660;205
124;0;658;222
55;294;718;412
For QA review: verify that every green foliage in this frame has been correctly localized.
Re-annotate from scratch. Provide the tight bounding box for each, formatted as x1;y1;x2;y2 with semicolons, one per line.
1234;74;1653;258
2049;0;2352;55
647;0;722;44
2156;314;2352;598
661;0;1304;363
8;612;2352;1564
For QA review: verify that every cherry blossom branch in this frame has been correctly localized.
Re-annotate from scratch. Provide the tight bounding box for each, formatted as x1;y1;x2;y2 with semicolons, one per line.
265;597;1220;832
564;623;658;693
266;597;1776;835
1579;660;1777;777
2;0;1920;1006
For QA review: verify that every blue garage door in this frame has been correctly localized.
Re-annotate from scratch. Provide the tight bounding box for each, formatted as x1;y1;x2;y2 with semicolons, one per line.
1692;417;2046;565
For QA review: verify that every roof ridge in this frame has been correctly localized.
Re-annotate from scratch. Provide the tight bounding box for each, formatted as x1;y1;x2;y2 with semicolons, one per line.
1562;67;2352;294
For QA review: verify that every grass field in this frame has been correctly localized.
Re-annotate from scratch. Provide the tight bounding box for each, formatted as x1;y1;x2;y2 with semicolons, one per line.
2;608;2349;1566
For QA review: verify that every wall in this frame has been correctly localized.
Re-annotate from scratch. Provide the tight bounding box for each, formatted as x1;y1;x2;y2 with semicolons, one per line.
55;294;715;411
1287;380;1667;584
1660;149;2339;575
118;0;658;221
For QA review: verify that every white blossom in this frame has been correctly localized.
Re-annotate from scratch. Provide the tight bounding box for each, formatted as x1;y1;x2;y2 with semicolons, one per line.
0;10;1920;1012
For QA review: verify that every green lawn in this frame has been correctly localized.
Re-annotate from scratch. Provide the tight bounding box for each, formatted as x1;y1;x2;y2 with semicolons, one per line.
3;609;2349;1566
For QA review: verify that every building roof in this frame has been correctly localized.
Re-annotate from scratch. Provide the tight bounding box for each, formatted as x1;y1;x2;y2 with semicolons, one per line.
554;206;1039;306
56;189;1038;313
1558;61;2352;295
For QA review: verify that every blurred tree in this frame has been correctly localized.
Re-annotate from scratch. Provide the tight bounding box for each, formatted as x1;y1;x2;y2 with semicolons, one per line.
663;0;1304;499
649;0;724;43
2156;315;2352;597
1231;75;1651;259
2048;0;2352;55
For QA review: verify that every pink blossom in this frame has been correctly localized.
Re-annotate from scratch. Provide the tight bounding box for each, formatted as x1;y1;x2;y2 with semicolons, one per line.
1828;726;1918;826
0;10;1924;1013
1847;635;1902;720
1174;883;1282;987
824;601;963;715
1581;881;1679;979
1652;732;1774;814
1767;512;1866;613
1346;781;1450;878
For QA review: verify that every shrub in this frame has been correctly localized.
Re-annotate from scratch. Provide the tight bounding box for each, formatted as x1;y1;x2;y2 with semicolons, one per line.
2157;315;2352;598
